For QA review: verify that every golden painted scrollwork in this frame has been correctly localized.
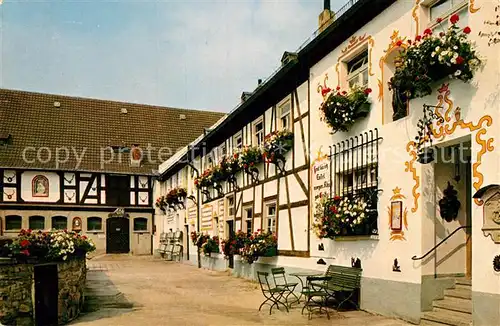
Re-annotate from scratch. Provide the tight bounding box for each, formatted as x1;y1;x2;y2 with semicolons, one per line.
317;73;331;101
388;187;409;241
404;142;420;213
412;0;422;37
405;84;494;211
336;34;374;86
469;0;480;13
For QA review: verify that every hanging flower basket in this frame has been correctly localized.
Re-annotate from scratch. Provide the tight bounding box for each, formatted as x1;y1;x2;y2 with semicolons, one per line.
239;230;277;264
388;14;481;116
438;182;461;222
166;187;187;209
319;86;372;133
194;169;214;189
262;130;293;174
220;154;241;189
239;146;262;183
155;195;167;212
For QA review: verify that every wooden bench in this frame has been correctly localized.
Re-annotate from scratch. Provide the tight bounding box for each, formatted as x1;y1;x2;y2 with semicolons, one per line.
310;264;362;310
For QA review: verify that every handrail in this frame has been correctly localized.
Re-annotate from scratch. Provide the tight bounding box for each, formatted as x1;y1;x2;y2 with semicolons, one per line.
411;225;471;261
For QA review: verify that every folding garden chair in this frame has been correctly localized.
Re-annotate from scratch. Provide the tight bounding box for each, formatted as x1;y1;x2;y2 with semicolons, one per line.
300;275;332;320
271;267;300;307
256;271;289;315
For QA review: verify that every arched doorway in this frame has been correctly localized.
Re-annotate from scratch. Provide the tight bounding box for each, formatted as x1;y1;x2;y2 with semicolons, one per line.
106;217;130;254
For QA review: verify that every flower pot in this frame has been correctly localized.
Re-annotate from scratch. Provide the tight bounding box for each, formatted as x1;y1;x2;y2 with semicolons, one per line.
417;147;434;164
356;102;371;118
262;247;277;257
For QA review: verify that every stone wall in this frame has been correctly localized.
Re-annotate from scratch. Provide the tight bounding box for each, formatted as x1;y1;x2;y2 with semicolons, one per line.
0;259;34;326
58;258;86;324
0;258;86;326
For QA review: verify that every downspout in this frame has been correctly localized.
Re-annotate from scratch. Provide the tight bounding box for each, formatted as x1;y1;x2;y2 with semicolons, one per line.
186;144;201;269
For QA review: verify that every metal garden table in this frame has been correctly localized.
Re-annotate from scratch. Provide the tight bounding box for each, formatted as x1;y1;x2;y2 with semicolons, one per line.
289;271;323;304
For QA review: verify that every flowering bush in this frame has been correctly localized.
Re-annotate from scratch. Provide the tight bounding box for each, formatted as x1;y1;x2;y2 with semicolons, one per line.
312;195;369;238
201;236;220;256
239;146;262;175
239;229;277;264
262;130;294;165
194;168;213;189
3;229;96;262
320;86;372;133
389;14;481;106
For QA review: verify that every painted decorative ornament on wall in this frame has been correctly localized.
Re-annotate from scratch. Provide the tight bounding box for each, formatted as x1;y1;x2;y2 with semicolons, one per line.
72;217;82;232
388;187;408;241
32;175;49;197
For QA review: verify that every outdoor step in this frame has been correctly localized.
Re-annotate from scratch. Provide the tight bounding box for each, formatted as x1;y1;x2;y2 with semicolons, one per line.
454;283;471;291
444;288;472;300
433;297;472;314
422;310;472;326
455;278;472;286
420;319;452;326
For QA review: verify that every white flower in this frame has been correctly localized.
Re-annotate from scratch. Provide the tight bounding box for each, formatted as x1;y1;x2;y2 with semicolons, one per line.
453;45;458;50
435;46;440;51
454;70;462;76
431;52;436;57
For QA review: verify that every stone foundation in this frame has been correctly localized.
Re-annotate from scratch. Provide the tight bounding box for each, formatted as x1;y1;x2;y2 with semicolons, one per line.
0;258;86;326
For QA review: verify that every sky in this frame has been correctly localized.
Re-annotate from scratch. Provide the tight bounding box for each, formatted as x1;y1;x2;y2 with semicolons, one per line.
0;0;344;113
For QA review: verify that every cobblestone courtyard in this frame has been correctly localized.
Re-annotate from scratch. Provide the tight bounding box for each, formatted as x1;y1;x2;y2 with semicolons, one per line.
72;255;411;326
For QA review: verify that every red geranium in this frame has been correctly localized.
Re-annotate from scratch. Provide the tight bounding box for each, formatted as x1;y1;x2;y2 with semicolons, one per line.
424;28;432;35
456;56;465;65
20;240;30;248
450;13;459;24
463;26;471;34
20;250;30;256
321;87;331;97
436;17;443;23
364;88;372;95
415;35;422;41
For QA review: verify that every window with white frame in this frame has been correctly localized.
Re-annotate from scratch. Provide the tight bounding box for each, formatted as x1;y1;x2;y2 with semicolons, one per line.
346;49;369;90
278;100;291;130
428;0;468;28
254;119;264;147
265;202;277;233
219;142;227;159
244;206;253;235
233;132;243;151
226;195;235;217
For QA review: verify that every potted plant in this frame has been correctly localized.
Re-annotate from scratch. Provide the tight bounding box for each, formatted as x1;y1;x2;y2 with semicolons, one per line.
389;14;481;117
239;146;262;183
438;182;461;222
219;154;241;189
194;168;213;200
319;85;372;133
201;236;220;257
262;130;294;174
312;194;370;238
155;195;167;213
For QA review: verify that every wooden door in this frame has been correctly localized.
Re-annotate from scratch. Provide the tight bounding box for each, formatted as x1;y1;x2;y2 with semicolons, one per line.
106;218;130;253
227;220;235;268
35;264;58;326
465;156;472;278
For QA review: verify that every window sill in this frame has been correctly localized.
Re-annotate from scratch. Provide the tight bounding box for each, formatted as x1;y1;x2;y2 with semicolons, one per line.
333;235;379;241
133;230;149;234
88;230;104;234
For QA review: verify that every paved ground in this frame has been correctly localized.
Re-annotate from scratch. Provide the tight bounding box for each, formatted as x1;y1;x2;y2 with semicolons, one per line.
71;255;411;326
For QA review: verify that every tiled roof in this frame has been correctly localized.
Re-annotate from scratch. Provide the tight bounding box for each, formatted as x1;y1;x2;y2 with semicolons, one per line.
0;88;225;175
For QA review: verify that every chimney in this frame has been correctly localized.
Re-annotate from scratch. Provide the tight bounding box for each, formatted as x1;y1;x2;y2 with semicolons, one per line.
318;0;335;33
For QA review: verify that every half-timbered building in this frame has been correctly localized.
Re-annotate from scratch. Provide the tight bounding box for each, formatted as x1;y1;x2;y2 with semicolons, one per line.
0;89;224;255
157;0;499;324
